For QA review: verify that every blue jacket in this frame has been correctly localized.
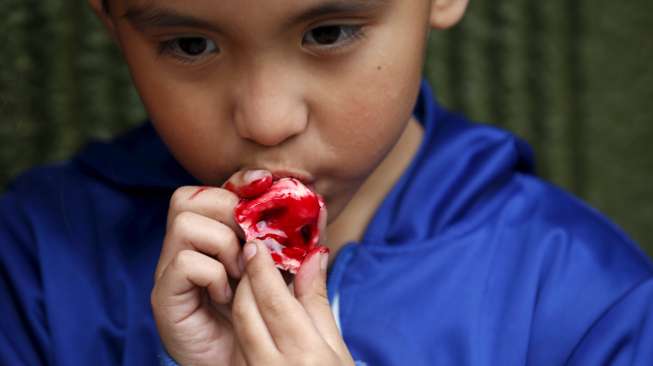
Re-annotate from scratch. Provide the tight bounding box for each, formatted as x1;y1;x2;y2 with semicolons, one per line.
2;81;652;365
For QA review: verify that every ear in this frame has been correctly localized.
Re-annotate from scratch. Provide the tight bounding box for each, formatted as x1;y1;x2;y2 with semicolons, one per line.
87;0;119;43
429;0;470;30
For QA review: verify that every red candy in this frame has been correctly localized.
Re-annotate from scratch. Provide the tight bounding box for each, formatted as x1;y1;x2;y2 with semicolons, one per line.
230;177;326;274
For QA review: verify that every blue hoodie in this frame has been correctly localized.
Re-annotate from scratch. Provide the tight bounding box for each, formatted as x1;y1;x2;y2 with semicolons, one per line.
2;82;652;365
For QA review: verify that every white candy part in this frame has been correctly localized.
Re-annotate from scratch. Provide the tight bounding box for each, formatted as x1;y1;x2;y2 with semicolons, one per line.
262;237;285;254
280;259;301;272
271;178;313;200
255;220;287;239
261;237;301;272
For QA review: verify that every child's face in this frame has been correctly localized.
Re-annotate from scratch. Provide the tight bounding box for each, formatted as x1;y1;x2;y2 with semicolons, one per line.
95;0;444;218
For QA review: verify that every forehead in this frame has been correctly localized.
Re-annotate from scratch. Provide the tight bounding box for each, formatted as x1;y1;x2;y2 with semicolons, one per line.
120;0;395;37
122;0;390;13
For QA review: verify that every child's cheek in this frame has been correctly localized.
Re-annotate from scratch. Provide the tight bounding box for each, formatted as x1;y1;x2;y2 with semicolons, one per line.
327;81;418;173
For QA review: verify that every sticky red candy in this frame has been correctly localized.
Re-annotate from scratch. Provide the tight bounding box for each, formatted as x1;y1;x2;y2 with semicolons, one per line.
231;177;326;274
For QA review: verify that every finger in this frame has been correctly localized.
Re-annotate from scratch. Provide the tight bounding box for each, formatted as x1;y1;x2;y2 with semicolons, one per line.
317;204;328;245
222;169;273;199
152;250;232;324
242;240;322;350
294;248;346;353
167;185;241;236
155;212;242;281
232;274;279;364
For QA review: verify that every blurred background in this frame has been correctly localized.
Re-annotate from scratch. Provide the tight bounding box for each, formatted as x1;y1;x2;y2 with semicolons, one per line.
0;0;651;256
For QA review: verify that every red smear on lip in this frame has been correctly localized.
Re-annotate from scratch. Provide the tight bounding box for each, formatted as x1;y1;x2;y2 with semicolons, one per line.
229;177;325;274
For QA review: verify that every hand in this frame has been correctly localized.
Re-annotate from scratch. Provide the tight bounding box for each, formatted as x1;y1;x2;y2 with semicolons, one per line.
151;170;272;366
232;240;355;366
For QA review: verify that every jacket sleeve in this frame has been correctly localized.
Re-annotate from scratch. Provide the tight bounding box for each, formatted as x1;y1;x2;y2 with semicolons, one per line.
566;279;653;365
0;189;50;365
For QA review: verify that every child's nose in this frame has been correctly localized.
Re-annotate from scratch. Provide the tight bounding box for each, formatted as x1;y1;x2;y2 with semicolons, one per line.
233;77;308;147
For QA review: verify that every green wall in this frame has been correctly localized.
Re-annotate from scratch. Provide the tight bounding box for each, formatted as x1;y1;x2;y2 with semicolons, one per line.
426;0;653;256
1;0;651;256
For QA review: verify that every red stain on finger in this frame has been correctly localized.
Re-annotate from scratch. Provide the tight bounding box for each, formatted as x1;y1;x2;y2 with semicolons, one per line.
189;186;210;200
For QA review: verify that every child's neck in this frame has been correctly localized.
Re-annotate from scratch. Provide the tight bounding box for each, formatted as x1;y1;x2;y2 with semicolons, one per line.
325;117;424;265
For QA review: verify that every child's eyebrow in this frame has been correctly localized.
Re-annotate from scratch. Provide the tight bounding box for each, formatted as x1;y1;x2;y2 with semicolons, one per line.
285;0;390;26
123;0;389;33
123;6;223;33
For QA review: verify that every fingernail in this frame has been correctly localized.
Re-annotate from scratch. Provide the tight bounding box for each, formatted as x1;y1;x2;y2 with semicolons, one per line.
244;170;268;184
243;242;257;262
320;252;329;272
224;283;233;302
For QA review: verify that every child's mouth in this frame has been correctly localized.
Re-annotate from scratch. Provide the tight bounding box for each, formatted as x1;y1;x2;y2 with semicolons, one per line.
271;170;316;188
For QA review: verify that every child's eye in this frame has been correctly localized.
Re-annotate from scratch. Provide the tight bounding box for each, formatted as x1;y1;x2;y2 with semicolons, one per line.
158;36;219;64
302;25;364;52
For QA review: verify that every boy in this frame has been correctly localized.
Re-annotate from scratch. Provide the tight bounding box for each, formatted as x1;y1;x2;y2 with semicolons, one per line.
1;0;652;365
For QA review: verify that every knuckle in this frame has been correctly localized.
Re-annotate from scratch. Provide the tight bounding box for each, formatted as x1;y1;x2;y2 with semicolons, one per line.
150;284;170;318
297;287;329;306
217;189;239;209
211;260;227;278
261;293;288;317
314;285;329;302
231;300;248;322
169;187;192;209
313;291;330;307
170;211;194;237
149;287;159;310
215;222;238;245
173;249;196;270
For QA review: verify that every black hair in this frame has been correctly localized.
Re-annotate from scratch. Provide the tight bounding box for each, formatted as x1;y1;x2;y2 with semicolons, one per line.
102;0;109;13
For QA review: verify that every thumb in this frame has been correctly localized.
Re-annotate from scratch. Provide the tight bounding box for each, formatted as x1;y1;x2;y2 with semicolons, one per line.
294;248;344;352
222;169;273;199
